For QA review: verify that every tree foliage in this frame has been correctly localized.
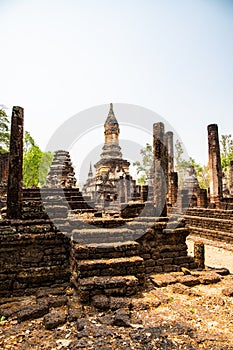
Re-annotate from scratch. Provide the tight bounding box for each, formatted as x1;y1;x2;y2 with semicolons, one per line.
220;134;233;173
23;131;53;187
133;143;153;185
189;158;209;189
174;140;191;187
132;134;233;191
0;107;10;153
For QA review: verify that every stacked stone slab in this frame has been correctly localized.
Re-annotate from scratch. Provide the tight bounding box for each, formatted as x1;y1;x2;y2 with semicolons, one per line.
46;150;77;188
0;219;71;297
70;241;145;302
20;188;95;219
69;215;196;304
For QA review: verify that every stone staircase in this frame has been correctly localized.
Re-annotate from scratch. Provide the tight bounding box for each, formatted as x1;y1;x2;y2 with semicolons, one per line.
69;216;170;244
70;240;145;303
71;227;139;244
20;188;96;220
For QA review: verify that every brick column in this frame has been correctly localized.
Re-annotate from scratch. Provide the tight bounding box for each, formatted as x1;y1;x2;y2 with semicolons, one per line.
229;160;233;196
197;188;208;208
0;153;9;183
153;122;168;216
7;106;24;219
169;171;178;206
165;131;174;173
208;124;222;207
165;131;175;206
194;242;205;269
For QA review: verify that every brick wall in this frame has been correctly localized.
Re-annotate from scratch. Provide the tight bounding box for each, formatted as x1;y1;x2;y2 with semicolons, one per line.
136;220;196;273
0;219;70;297
185;208;233;244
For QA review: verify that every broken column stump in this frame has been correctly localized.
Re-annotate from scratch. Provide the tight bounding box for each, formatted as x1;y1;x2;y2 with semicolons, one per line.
7;106;24;219
194;242;205;269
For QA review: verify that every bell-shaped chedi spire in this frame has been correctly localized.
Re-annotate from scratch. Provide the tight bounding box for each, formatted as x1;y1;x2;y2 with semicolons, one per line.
100;103;122;160
88;162;93;178
104;103;119;129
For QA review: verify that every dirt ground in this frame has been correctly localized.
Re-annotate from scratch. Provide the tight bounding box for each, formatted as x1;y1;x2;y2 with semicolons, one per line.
1;271;233;350
187;237;233;274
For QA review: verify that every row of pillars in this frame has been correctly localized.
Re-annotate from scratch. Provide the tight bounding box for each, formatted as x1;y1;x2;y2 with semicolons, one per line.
153;122;233;214
208;124;233;205
4;108;233;220
153;122;178;216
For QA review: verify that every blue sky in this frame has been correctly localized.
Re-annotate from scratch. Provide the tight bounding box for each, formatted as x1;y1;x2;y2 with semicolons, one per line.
1;0;233;174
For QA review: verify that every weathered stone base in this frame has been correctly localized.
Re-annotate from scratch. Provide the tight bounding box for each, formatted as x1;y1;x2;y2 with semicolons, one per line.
0;215;197;301
0;220;70;297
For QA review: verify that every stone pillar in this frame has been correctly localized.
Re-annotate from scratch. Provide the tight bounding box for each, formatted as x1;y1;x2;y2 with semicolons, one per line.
0;153;9;183
7;106;24;219
208;124;222;207
169;172;178;206
165;131;175;206
153;122;168;216
165;131;174;173
194;242;205;269
229;160;233;196
197;188;208;208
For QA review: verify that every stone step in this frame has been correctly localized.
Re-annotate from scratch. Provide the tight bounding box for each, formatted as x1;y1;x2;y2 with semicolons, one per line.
71;228;140;243
72;275;140;302
125;218;181;231
187;225;233;244
73;241;140;259
76;256;144;278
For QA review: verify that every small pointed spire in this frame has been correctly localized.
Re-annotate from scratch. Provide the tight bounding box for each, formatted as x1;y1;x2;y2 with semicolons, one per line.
88;162;93;177
105;103;118;126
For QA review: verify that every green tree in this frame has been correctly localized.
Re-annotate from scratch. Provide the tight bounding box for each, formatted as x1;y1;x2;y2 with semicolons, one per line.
175;140;210;189
133;143;153;185
189;157;209;189
174;140;190;186
23;131;53;187
220;134;233;173
0;107;10;153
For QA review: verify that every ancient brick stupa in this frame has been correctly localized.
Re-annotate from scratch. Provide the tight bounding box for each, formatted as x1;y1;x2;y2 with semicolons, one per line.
82;103;136;211
46;150;77;188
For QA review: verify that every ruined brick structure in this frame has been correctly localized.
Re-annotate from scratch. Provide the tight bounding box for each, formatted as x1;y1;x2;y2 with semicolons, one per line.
185;207;233;246
0;152;9;184
46;150;77;188
0;152;9;200
82;104;138;213
0;219;70;297
1;105;233;305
